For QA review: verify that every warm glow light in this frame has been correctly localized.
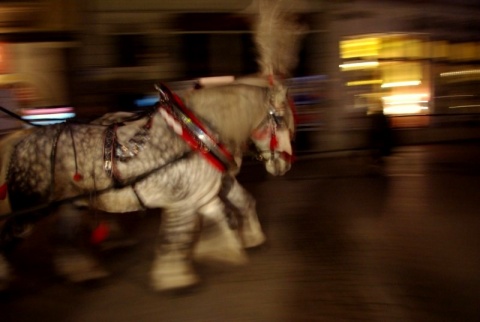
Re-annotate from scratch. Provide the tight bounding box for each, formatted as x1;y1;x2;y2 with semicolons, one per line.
339;61;379;70
383;105;424;114
0;42;8;73
449;104;480;109
382;93;429;115
440;69;480;77
346;79;383;86
383;93;428;103
381;80;421;88
340;37;380;59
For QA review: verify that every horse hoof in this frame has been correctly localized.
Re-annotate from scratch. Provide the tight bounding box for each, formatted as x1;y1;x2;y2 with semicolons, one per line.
53;250;110;283
151;272;200;292
0;256;11;291
241;231;266;249
194;227;248;266
194;248;248;266
150;259;200;291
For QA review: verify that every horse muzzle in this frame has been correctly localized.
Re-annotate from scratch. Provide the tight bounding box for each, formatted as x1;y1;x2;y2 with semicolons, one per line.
259;150;292;176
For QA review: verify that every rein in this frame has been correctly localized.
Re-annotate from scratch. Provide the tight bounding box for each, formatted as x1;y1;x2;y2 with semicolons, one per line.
0;105;40;127
0;81;294;224
0;150;195;222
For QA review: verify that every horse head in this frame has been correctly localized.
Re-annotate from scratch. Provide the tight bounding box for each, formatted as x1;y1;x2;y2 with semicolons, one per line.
250;80;295;176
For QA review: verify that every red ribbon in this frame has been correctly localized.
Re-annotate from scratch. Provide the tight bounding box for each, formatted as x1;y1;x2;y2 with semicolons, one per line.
0;183;7;200
73;173;83;182
270;133;278;150
90;221;110;245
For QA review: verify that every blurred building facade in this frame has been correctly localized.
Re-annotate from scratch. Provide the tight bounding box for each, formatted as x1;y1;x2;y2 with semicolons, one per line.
0;0;79;132
331;0;480;130
73;0;324;116
72;0;480;127
2;0;480;145
0;0;79;108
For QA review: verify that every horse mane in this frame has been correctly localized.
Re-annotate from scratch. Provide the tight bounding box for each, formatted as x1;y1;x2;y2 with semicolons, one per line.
253;0;306;77
179;84;269;147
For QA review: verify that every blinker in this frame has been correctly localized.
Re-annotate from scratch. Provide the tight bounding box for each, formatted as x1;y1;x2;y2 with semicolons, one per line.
269;110;286;128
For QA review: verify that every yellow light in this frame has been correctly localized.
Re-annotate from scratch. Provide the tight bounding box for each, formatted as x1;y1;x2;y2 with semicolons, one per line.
382;93;429;115
340;37;380;59
449;104;480;109
346;79;383;86
383;93;428;103
339;61;379;70
381;80;421;88
383;105;425;114
440;69;480;77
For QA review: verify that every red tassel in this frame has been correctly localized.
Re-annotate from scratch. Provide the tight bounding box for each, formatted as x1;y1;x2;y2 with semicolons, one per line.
0;183;7;200
73;172;83;182
270;134;278;150
90;221;110;245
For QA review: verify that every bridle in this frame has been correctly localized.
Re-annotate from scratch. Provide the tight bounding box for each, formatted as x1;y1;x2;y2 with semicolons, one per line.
157;81;295;172
251;88;295;164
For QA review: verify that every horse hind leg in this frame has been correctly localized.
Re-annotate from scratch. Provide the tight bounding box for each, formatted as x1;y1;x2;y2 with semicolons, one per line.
0;219;27;291
52;204;109;283
193;196;247;266
0;253;11;291
150;207;200;291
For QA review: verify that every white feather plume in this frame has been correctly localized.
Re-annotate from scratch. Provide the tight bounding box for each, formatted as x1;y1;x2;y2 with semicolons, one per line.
253;0;307;77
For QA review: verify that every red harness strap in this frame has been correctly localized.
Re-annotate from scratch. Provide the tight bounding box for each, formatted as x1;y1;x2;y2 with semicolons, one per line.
159;89;236;173
0;183;7;200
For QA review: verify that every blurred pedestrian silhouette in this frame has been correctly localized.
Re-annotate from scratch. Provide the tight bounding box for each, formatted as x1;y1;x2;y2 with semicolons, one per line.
368;101;393;165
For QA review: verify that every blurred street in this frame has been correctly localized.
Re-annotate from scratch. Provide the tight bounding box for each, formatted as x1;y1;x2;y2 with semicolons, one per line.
1;141;480;322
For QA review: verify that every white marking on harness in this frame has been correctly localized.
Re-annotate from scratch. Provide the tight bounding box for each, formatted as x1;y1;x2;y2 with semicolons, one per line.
160;108;183;135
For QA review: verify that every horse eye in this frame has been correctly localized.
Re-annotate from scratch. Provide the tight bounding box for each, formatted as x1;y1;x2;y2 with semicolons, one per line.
273;115;286;127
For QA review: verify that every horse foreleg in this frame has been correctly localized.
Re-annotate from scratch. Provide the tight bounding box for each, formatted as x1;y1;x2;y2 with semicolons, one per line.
193;197;247;265
223;179;266;248
150;207;199;291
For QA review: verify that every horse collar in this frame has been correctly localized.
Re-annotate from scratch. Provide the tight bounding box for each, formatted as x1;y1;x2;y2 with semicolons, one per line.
157;84;237;173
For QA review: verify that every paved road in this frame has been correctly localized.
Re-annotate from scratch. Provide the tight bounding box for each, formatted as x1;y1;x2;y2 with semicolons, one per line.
1;142;480;321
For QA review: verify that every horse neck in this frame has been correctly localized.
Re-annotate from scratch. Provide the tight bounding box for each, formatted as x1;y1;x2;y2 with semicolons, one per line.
182;85;269;147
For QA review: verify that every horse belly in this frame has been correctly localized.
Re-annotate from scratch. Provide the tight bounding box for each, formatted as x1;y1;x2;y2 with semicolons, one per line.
92;187;145;213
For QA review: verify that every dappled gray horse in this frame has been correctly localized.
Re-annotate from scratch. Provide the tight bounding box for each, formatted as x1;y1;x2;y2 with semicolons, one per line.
0;79;295;291
84;105;268;264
